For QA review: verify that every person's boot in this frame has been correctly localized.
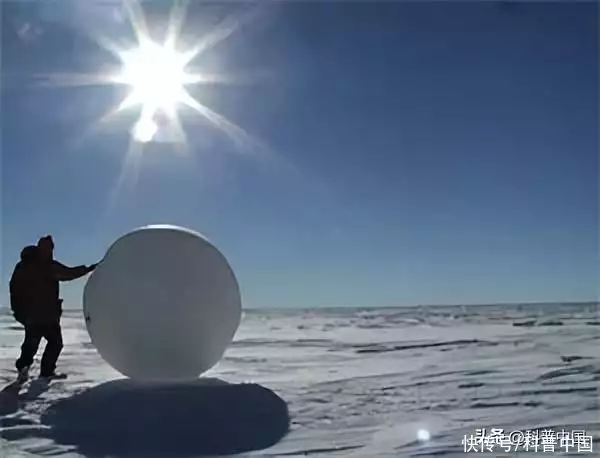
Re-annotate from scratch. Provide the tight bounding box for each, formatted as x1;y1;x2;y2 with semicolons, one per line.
16;365;30;383
39;370;67;380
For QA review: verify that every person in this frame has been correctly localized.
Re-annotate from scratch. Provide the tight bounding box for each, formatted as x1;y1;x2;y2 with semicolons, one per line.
11;235;98;380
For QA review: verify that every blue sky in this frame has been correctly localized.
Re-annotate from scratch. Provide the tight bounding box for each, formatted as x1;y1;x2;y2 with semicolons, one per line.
1;1;598;308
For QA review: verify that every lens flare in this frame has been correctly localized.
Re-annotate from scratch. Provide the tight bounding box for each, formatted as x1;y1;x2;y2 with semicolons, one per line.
417;429;431;442
132;117;158;143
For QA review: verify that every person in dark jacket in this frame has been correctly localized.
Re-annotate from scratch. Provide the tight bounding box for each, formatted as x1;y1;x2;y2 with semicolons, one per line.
13;235;98;379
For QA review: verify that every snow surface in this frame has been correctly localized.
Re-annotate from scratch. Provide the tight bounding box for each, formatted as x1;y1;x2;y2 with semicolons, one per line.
1;302;598;457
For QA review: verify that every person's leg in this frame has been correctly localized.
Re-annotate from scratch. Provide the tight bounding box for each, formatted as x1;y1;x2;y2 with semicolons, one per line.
40;323;63;376
16;325;42;371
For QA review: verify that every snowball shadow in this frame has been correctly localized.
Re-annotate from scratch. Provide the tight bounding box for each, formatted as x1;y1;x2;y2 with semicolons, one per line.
41;378;289;457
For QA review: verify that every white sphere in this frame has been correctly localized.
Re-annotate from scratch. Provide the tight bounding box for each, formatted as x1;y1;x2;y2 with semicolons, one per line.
83;225;241;381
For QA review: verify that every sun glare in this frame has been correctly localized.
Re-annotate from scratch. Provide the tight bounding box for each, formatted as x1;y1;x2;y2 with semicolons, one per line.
113;39;196;137
33;1;270;213
33;0;265;153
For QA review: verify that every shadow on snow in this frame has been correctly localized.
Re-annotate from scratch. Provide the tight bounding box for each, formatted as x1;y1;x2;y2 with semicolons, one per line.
3;377;290;457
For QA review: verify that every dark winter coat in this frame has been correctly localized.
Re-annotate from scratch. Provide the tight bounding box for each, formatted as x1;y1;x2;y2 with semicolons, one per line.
10;254;90;325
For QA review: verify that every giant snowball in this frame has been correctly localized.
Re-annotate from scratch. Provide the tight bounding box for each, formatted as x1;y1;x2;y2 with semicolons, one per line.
83;225;241;381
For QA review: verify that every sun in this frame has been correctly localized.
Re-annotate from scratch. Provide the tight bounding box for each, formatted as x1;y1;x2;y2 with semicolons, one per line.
33;0;263;152
112;39;199;143
31;0;270;213
118;41;188;112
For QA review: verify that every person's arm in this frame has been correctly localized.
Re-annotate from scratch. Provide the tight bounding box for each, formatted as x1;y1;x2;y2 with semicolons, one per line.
52;260;95;282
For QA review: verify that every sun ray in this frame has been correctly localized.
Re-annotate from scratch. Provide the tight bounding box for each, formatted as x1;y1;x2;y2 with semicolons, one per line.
123;0;151;47
97;97;135;125
180;92;264;152
180;8;258;66
116;91;142;112
33;72;118;88
91;34;127;61
182;69;271;86
164;104;189;155
165;0;189;50
105;136;144;216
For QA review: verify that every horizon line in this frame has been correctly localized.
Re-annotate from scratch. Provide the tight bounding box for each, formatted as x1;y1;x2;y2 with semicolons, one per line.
0;300;597;312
